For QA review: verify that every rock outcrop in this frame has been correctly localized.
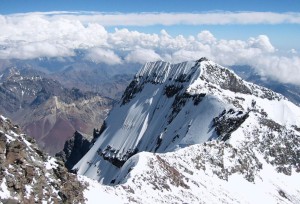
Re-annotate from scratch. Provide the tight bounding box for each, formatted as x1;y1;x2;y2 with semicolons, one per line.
56;131;92;171
0;115;86;203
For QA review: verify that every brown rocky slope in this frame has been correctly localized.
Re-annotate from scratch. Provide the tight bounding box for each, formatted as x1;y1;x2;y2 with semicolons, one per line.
0;115;86;203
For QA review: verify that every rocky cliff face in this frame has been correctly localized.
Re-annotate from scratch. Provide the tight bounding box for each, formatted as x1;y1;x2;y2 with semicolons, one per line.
0;115;86;203
56;131;92;171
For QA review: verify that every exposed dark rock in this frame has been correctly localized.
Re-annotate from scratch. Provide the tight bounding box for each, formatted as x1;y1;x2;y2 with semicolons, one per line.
191;142;262;182
168;93;190;123
96;145;139;168
231;65;300;105
257;126;300;175
121;78;143;105
278;190;290;201
192;93;206;105
91;121;107;144
0;132;6;155
56;131;92;171
292;125;300;132
154;135;163;152
260;119;282;132
0;198;19;204
164;85;183;98
197;57;209;62
175;74;190;83
213;109;249;141
204;64;252;94
156;155;189;189
168;92;206;124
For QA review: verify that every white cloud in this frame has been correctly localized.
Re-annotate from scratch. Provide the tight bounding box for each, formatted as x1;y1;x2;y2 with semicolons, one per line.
0;13;108;59
248;35;275;53
24;11;300;26
0;42;75;60
0;12;300;85
197;30;216;44
254;56;300;85
289;49;298;54
125;49;162;64
108;28;160;50
85;48;122;65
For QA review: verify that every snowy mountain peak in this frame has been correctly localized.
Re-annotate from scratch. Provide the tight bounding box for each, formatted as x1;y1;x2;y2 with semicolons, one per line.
121;58;282;106
74;58;300;187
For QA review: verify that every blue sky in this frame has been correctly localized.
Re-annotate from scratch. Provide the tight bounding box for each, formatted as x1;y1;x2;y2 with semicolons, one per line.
1;0;299;14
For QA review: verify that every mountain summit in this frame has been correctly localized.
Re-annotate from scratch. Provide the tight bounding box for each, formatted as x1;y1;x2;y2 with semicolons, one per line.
74;58;300;203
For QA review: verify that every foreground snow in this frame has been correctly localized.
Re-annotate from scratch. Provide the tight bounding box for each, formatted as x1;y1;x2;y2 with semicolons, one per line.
80;142;300;204
78;176;124;204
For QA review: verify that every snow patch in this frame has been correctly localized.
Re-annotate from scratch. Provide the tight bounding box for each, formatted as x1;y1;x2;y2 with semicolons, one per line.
25;184;33;199
0;115;8;121
5;133;16;142
78;176;124;204
0;178;10;199
45;157;58;170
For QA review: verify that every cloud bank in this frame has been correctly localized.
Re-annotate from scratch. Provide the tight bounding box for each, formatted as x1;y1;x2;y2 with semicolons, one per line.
0;12;299;85
7;11;300;26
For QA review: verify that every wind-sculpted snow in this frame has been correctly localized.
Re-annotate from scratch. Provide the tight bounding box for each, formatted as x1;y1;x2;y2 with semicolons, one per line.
75;58;300;204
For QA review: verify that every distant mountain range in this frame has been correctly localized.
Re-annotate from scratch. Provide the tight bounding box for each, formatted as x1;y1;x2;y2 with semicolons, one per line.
0;66;112;155
0;57;141;155
0;58;140;99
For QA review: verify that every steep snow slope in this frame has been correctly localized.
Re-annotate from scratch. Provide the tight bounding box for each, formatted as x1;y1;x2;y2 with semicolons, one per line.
75;58;300;188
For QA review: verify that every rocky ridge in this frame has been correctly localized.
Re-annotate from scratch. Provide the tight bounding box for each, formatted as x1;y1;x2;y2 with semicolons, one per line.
0;115;86;203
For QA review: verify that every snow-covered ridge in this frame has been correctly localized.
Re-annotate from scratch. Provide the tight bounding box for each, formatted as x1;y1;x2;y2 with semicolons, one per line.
125;57;282;103
97;136;300;204
74;58;300;186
